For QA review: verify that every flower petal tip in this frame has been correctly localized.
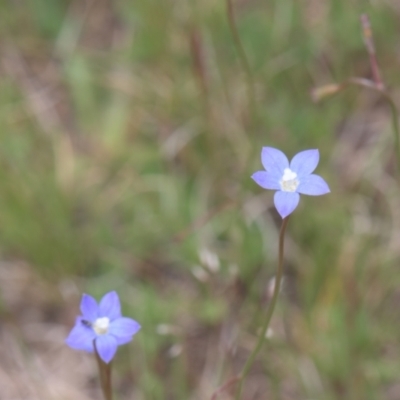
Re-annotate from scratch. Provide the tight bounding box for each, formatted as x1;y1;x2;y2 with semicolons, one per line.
274;191;300;219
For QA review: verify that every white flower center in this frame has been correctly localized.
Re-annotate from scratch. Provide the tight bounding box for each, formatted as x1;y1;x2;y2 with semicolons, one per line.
280;168;299;192
93;317;110;335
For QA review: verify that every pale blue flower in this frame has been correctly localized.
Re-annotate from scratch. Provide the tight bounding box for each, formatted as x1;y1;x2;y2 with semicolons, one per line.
251;147;330;218
66;291;141;363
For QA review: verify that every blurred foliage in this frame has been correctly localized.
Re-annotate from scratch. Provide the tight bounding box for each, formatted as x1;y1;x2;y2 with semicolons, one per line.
1;0;400;399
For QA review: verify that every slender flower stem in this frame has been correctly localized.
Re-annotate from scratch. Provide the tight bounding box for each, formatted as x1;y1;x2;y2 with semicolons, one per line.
312;77;400;174
346;79;400;174
225;0;256;120
359;14;400;172
94;342;113;400
360;14;384;90
235;216;290;400
312;14;400;174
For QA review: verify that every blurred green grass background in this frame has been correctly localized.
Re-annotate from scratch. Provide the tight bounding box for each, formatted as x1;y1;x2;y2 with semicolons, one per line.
1;0;400;399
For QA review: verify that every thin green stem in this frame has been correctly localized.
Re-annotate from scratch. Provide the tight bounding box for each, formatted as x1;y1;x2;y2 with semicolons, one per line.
235;216;290;400
94;342;113;400
225;0;256;119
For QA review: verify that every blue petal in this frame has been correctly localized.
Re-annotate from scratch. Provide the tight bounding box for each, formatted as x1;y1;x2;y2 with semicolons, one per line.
80;294;98;321
109;317;141;344
297;174;330;196
290;149;319;177
96;335;118;363
65;318;96;353
261;147;289;177
99;291;121;320
274;191;300;218
251;171;281;190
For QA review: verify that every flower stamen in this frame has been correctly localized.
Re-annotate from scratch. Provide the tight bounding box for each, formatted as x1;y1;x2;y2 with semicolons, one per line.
93;317;110;335
280;168;299;192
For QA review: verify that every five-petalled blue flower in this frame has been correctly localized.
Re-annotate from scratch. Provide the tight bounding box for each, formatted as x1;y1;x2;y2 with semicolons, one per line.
66;291;141;363
251;147;330;218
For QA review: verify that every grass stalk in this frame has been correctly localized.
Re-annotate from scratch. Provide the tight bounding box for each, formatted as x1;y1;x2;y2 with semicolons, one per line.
235;216;290;400
225;0;256;120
